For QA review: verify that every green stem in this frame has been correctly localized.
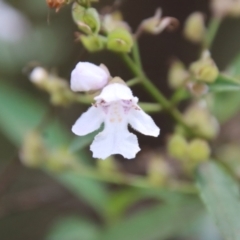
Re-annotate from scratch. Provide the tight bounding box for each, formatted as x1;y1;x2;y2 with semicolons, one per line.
71;162;197;194
75;94;93;104
132;41;142;69
205;18;221;49
120;53;191;129
126;77;142;87
121;53;211;138
139;102;162;113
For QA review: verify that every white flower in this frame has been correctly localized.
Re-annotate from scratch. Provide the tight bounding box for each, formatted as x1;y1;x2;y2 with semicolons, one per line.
70;62;110;92
72;83;160;160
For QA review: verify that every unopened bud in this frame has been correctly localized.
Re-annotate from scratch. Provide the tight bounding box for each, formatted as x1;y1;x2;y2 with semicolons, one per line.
71;62;110;92
29;67;48;85
168;60;189;89
184;12;206;44
107;28;133;53
20;131;48;168
147;155;171;186
80;35;106;52
139;8;179;36
167;134;188;161
211;0;240;18
72;3;100;34
46;0;66;12
46;149;76;172
190;51;219;83
97;157;118;173
188;139;211;162
102;11;131;33
184;101;219;139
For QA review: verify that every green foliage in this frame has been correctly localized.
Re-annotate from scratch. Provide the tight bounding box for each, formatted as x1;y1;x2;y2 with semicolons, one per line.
46;216;100;240
197;161;240;240
57;173;108;215
0;81;108;214
101;195;202;240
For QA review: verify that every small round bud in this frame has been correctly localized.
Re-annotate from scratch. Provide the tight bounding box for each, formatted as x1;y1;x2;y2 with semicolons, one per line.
147;155;171;186
80;35;106;52
29;67;48;84
168;60;189;89
190;51;219;83
184;12;206;44
184;101;219;139
188;139;211;162
46;149;76;172
97;157;118;173
107;28;133;53
70;62;110;92
72;3;100;34
20;131;48;168
167;134;188;161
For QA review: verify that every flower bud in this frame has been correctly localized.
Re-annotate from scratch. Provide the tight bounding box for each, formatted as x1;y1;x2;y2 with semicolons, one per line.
80;35;106;52
46;0;66;12
147;155;171;186
139;8;179;36
70;62;110;92
189;51;219;83
29;67;48;85
107;28;133;53
167;134;188;161
97;157;118;173
188;139;211;162
168;60;189;89
211;0;240;18
46;149;76;172
184;101;219;139
183;12;206;44
102;11;131;33
20;131;48;168
72;3;100;34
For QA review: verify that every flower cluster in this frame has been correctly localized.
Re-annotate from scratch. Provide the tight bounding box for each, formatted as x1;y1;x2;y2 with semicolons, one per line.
70;62;160;160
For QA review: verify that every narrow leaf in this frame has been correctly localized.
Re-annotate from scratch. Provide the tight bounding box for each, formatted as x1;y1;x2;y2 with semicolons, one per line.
196;161;240;240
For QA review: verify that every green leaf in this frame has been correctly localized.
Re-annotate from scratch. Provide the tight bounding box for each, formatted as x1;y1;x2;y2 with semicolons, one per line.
0;81;108;214
208;74;240;92
100;195;202;240
0;82;70;148
57;173;108;215
46;216;100;240
196;161;240;240
210;91;240;123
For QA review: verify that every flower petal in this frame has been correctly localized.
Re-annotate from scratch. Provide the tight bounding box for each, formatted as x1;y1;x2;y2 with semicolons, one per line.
95;83;136;102
90;124;140;160
72;106;103;136
128;108;160;137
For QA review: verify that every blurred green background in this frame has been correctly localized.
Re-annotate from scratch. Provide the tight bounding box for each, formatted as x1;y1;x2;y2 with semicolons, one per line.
1;0;240;239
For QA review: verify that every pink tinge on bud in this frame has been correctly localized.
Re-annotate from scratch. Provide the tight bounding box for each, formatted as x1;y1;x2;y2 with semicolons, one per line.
70;62;110;92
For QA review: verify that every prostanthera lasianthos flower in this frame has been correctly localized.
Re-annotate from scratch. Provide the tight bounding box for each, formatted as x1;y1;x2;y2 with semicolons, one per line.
71;80;160;160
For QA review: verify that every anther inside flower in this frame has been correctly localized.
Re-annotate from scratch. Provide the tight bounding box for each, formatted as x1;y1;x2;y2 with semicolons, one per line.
72;82;160;159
